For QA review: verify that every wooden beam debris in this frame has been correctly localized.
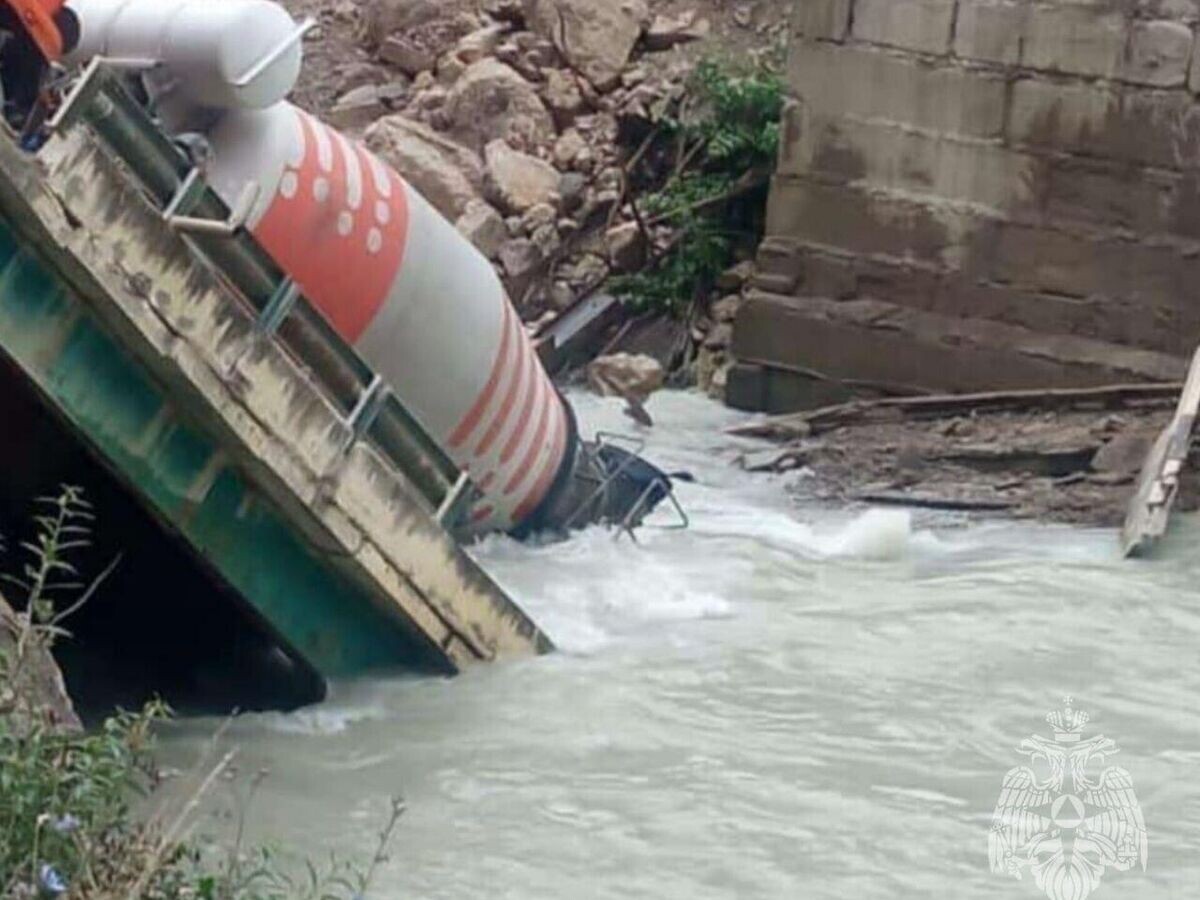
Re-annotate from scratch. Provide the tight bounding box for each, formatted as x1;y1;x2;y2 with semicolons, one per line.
728;383;1188;442
1121;349;1200;558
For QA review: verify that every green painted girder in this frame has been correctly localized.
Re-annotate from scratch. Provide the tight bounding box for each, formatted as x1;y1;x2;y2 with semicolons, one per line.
0;224;437;678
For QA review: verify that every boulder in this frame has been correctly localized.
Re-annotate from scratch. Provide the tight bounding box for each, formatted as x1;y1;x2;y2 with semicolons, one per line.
454;25;506;65
644;12;711;51
543;69;585;127
704;322;734;350
379;35;437;75
1092;430;1156;475
711;294;743;323
521;202;558;233
499;236;544;298
443;58;556;154
481;0;525;24
360;0;445;48
553;128;587;169
456;199;509;259
530;222;562;259
364;115;483;220
485;139;561;214
716;260;756;292
587;353;665;401
558;171;588;212
327;84;388;130
523;0;649;91
605;221;646;272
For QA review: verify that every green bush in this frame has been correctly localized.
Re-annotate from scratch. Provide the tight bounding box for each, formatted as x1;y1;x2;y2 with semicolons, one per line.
611;58;784;317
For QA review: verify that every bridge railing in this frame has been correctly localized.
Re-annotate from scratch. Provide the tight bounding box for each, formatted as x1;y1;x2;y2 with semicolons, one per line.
48;60;478;530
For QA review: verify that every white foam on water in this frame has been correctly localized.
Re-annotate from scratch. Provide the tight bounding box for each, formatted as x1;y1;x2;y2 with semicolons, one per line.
814;508;916;560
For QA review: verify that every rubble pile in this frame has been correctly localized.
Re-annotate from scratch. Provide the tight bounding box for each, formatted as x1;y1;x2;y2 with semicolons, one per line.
295;0;786;338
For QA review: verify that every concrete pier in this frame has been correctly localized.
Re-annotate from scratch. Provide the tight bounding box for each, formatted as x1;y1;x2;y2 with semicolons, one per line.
731;0;1200;412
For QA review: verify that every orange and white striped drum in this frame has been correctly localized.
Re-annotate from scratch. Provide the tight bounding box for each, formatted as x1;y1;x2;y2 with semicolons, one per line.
205;104;572;532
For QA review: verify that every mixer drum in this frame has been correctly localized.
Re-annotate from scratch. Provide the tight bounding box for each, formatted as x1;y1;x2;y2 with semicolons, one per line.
204;104;573;533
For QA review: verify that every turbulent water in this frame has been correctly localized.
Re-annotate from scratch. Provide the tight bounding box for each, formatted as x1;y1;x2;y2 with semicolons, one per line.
163;391;1200;899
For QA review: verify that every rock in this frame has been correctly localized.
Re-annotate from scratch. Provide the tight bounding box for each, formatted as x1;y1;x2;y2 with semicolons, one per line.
485;139;561;214
481;0;525;24
553;128;587;168
559;171;588;213
327;85;388;130
360;0;445;48
1;594;81;736
704;322;734;350
587;353;665;401
543;69;585;127
621;65;649;88
716;260;755;292
364;115;483;219
566;252;609;287
523;0;650;91
413;84;449;111
644;11;711;51
522;202;558;232
379;35;436;75
707;360;731;401
456;199;509;258
605;221;646;271
514;31;559;68
500;237;542;275
454;25;506;65
443;58;556;153
436;52;468;84
712;294;743;323
336;61;392;94
530;222;562;258
1092;430;1156;475
549;280;574;309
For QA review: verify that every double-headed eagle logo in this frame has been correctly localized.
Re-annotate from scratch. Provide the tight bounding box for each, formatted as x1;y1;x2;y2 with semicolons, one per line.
989;698;1148;900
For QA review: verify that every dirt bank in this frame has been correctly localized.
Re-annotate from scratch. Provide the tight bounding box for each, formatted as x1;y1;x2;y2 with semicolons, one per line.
731;387;1200;528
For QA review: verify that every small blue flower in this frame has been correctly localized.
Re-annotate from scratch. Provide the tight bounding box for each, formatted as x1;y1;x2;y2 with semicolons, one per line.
51;814;80;834
38;864;67;896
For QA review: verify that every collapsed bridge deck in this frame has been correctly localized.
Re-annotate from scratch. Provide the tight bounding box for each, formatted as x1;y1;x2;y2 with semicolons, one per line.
0;71;550;705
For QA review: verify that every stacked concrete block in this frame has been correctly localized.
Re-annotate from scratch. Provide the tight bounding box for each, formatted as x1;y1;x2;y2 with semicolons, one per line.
733;0;1200;411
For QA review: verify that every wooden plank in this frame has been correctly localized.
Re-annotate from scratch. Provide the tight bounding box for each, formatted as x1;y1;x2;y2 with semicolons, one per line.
1121;348;1200;557
852;492;1017;513
729;382;1187;441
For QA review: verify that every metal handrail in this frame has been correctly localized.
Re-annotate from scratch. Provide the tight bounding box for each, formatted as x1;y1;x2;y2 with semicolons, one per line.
233;16;316;87
46;62;468;513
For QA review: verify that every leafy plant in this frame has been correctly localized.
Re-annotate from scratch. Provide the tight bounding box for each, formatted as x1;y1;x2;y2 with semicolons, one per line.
611;58;784;316
0;487;404;899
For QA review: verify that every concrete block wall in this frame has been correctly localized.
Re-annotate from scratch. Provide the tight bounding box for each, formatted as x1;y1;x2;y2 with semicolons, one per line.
734;0;1200;409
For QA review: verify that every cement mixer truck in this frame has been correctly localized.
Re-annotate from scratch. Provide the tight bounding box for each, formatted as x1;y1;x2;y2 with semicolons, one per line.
0;0;681;540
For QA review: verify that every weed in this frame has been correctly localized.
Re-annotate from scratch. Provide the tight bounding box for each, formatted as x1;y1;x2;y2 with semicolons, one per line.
611;57;784;316
0;487;403;899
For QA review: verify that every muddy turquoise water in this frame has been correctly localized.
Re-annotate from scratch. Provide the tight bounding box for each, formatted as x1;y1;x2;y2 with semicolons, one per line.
162;391;1200;899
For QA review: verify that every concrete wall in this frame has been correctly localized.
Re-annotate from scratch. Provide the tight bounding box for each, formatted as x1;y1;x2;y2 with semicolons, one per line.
731;0;1200;411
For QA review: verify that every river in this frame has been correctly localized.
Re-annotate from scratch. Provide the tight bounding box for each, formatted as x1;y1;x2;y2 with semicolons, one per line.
162;390;1200;899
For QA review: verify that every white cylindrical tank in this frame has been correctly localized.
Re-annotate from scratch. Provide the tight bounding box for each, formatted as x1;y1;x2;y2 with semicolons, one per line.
64;0;301;111
205;104;573;533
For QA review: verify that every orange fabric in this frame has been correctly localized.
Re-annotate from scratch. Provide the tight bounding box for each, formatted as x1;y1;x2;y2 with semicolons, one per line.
2;0;65;61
